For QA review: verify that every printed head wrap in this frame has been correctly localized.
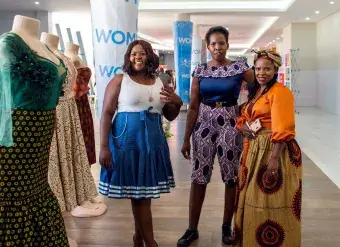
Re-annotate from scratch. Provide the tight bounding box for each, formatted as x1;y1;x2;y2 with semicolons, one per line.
252;49;282;69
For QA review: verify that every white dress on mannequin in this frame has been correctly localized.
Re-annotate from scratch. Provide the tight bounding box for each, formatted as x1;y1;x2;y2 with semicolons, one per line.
41;34;106;217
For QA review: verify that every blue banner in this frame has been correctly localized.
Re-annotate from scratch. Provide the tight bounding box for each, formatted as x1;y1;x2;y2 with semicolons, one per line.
173;21;193;104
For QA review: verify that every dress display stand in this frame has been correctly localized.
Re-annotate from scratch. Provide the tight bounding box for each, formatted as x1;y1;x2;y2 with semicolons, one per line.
64;43;97;166
0;15;69;246
41;33;107;218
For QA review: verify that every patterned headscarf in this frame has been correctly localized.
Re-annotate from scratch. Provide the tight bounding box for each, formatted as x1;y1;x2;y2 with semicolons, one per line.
252;49;282;69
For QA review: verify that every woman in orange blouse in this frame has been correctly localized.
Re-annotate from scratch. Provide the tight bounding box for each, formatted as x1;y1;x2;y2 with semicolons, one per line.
233;50;302;247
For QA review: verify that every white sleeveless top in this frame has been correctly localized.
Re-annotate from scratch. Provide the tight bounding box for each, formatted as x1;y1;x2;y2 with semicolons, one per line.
118;74;165;114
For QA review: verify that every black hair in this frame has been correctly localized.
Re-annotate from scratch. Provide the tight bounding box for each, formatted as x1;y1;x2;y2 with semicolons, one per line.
205;26;229;45
122;40;159;79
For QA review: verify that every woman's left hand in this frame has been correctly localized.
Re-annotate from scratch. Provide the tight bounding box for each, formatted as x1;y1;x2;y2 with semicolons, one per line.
160;87;182;107
266;157;279;180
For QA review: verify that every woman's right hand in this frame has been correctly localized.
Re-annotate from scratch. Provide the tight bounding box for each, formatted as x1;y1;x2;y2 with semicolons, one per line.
239;124;256;139
99;147;112;169
181;140;191;160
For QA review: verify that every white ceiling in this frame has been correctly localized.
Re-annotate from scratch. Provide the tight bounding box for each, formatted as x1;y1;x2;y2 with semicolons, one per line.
1;0;340;54
0;0;89;11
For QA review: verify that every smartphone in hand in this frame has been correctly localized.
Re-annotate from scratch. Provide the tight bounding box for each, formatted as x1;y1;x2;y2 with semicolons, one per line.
249;119;262;133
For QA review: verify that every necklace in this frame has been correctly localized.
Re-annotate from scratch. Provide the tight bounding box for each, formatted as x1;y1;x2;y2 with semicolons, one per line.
135;76;154;102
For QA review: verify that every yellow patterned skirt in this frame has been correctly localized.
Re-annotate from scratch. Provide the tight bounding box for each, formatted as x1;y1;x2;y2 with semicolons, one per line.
233;129;302;247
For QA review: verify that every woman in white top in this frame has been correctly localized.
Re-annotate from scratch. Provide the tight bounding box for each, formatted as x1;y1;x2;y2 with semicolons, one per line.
99;40;182;247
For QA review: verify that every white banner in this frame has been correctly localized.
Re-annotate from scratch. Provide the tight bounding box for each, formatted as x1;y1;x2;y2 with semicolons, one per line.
90;0;138;116
201;39;207;64
190;35;202;91
191;36;202;74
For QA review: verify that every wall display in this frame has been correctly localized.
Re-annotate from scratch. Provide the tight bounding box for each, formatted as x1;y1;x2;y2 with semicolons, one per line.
173;21;193;104
90;0;138;116
279;72;285;85
280;52;292;90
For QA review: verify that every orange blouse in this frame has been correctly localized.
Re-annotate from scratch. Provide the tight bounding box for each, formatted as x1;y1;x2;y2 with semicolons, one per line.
237;83;295;142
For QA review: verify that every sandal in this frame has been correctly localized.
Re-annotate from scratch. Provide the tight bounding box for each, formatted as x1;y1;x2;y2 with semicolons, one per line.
133;234;144;247
222;223;234;245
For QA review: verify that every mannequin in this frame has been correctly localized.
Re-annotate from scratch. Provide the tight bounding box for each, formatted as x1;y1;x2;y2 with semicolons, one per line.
0;15;69;246
12;16;59;64
64;42;85;68
41;33;107;218
40;32;59;53
65;42;97;167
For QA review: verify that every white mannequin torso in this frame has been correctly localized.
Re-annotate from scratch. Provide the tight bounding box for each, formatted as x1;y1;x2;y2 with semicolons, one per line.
64;43;85;69
12;15;60;65
41;33;78;99
40;32;59;51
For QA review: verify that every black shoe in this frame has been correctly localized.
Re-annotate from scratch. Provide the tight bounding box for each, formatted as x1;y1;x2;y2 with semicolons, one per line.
222;223;234;245
177;229;199;247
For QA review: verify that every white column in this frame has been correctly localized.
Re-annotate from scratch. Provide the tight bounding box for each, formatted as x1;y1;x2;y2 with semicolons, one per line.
90;0;138;116
201;39;207;64
35;11;52;33
190;24;202;90
281;23;317;107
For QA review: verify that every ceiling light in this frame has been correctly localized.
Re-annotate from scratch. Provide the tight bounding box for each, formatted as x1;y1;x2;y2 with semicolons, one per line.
281;34;283;37
315;10;320;14
34;1;39;4
277;37;279;40
273;40;276;42
306;17;310;20
330;1;335;4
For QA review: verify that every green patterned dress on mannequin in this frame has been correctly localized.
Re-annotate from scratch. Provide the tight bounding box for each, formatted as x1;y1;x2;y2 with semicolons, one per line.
0;32;70;247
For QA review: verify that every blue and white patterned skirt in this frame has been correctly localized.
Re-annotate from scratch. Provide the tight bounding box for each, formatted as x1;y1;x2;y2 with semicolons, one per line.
99;110;175;199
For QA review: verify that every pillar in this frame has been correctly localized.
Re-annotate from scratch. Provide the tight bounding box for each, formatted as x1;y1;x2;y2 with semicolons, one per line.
201;39;207;64
173;13;193;104
90;0;138;116
190;25;202;90
281;23;316;107
35;11;52;33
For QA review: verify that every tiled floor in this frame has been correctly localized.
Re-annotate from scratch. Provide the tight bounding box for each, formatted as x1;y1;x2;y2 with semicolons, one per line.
295;107;340;188
64;110;340;247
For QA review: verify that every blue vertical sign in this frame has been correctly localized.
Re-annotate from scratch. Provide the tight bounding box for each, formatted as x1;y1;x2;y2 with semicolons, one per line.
173;21;193;104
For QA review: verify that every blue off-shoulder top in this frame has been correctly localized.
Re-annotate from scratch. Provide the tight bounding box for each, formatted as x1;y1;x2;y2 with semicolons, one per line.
192;61;249;103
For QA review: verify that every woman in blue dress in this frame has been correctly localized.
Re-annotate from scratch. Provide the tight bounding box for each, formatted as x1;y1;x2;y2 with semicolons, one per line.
99;40;182;247
178;26;254;246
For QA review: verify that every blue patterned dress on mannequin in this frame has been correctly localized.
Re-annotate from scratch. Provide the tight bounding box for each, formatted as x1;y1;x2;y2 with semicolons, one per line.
0;32;69;246
99;75;175;199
